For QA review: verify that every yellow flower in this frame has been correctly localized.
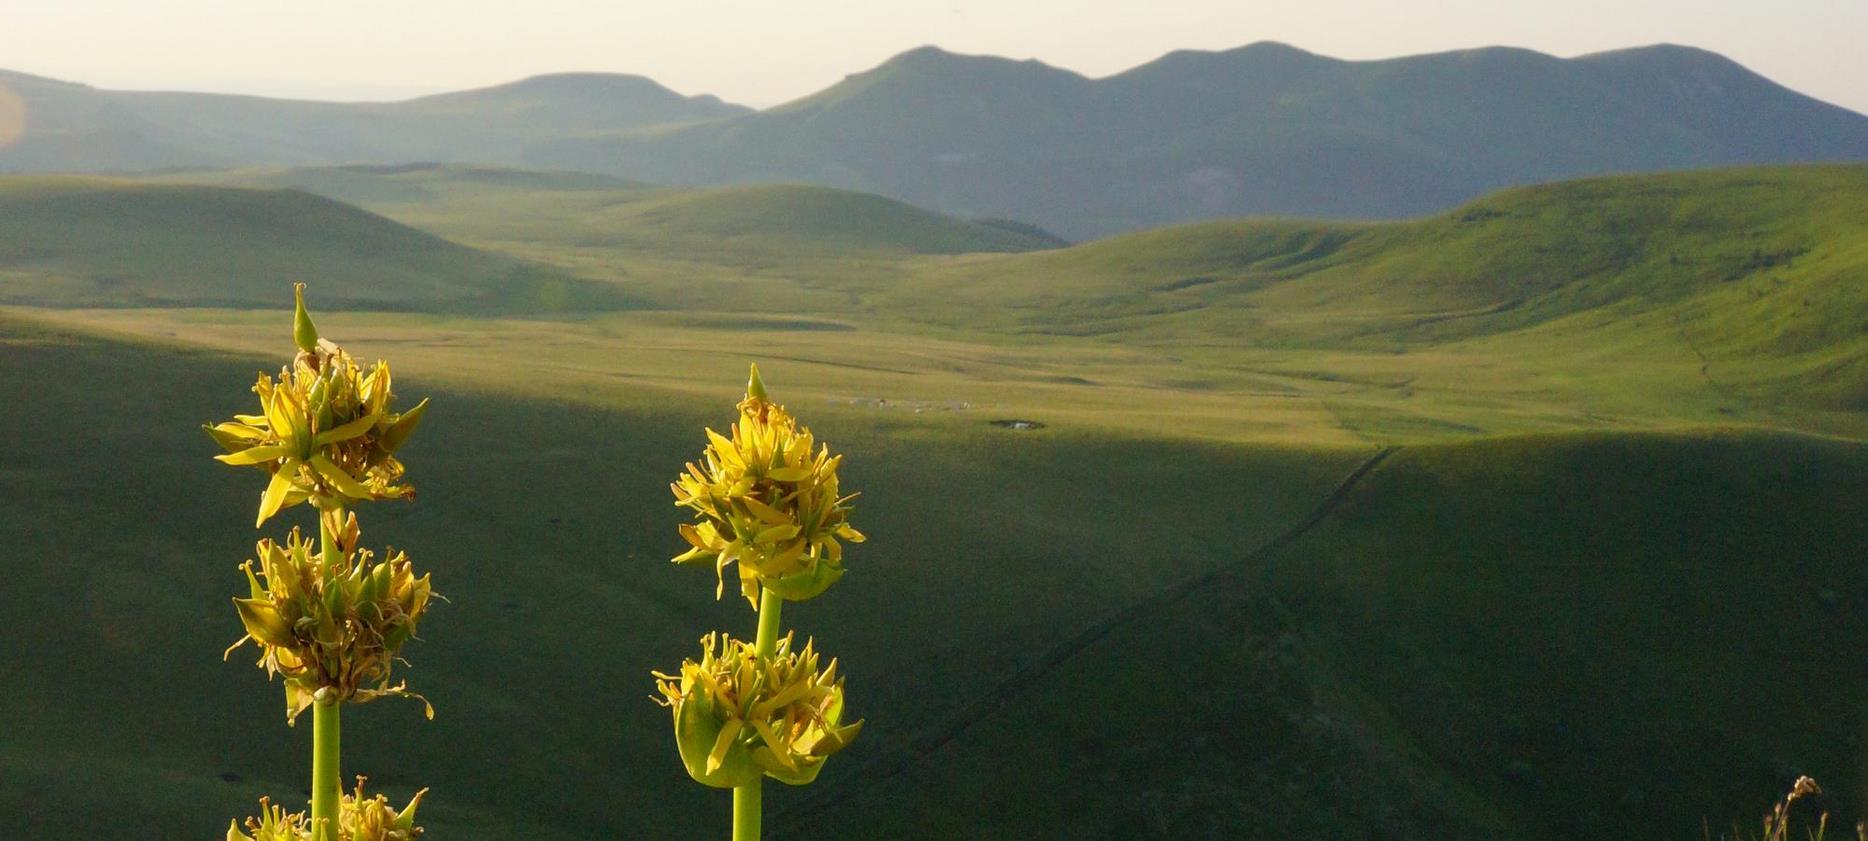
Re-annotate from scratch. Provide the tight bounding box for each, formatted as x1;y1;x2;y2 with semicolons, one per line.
671;364;865;607
227;779;427;841
207;284;428;528
226;511;435;724
654;632;862;788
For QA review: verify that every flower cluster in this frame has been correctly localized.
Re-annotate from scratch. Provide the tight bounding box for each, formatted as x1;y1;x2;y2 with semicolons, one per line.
227;779;427;841
671;365;864;608
207;284;427;528
655;632;863;788
227;511;434;724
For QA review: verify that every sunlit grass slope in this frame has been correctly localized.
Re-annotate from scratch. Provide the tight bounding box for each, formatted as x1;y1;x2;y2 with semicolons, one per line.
807;429;1868;840
0;176;625;312
0;315;1361;838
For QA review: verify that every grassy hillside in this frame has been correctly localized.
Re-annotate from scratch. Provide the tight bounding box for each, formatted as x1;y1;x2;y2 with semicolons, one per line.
12;165;1862;446
0;314;1361;839
3;314;1861;839
798;429;1868;840
0;176;625;312
149;166;1065;255
879;165;1868;422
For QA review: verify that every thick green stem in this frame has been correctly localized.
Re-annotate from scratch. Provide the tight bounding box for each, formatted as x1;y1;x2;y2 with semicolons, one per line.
753;587;784;658
311;506;345;838
733;587;783;841
310;694;341;838
732;778;762;841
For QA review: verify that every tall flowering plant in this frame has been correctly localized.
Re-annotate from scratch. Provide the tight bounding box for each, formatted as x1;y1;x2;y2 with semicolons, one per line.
209;286;435;841
654;366;865;840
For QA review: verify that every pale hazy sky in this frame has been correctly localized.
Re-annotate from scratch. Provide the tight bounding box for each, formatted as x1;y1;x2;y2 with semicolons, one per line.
6;0;1866;114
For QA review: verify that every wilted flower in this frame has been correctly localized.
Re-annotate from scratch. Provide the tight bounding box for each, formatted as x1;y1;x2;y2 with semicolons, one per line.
227;779;427;841
207;284;428;528
226;512;435;724
671;365;864;607
654;632;862;788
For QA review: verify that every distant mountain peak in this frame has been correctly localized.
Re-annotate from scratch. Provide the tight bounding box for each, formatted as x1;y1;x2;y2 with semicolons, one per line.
875;44;1081;76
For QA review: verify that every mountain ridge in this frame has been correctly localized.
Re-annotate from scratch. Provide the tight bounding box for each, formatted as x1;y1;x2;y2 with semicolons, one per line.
3;43;1865;236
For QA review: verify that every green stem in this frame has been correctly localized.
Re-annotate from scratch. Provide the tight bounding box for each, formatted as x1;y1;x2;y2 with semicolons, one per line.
311;506;345;838
311;700;341;838
734;587;783;841
733;777;762;841
753;586;784;658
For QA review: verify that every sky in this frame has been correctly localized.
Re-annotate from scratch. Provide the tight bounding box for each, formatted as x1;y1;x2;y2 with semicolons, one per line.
5;0;1866;114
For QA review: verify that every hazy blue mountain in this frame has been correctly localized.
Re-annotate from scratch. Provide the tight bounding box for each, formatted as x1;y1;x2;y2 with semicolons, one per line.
547;43;1868;237
0;70;747;171
5;43;1867;236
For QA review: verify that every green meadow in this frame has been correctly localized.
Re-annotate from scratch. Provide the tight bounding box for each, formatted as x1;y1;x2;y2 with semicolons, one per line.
0;163;1863;838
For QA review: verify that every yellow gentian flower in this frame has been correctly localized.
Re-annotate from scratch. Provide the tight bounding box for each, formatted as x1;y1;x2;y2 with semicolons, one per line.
671;365;865;607
207;284;428;528
226;512;435;724
227;780;427;841
653;632;863;788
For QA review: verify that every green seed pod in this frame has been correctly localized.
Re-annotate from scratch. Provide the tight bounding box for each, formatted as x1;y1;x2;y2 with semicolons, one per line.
292;283;319;353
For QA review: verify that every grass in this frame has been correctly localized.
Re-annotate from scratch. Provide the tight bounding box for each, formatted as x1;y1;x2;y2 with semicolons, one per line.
0;315;1362;838
0;162;1863;838
0;176;629;313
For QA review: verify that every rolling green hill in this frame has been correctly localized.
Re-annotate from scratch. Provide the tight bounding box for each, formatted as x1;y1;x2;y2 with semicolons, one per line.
0;176;626;312
141;165;1068;258
882;165;1868;419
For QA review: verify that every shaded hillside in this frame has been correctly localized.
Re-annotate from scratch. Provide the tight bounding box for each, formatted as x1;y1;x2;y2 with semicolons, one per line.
554;43;1868;237
0;316;1360;839
798;429;1868;840
142;166;1067;256
0;177;622;311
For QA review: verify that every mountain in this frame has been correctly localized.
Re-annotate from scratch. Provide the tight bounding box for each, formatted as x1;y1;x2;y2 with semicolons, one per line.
6;44;1865;237
549;43;1868;237
0;70;747;171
